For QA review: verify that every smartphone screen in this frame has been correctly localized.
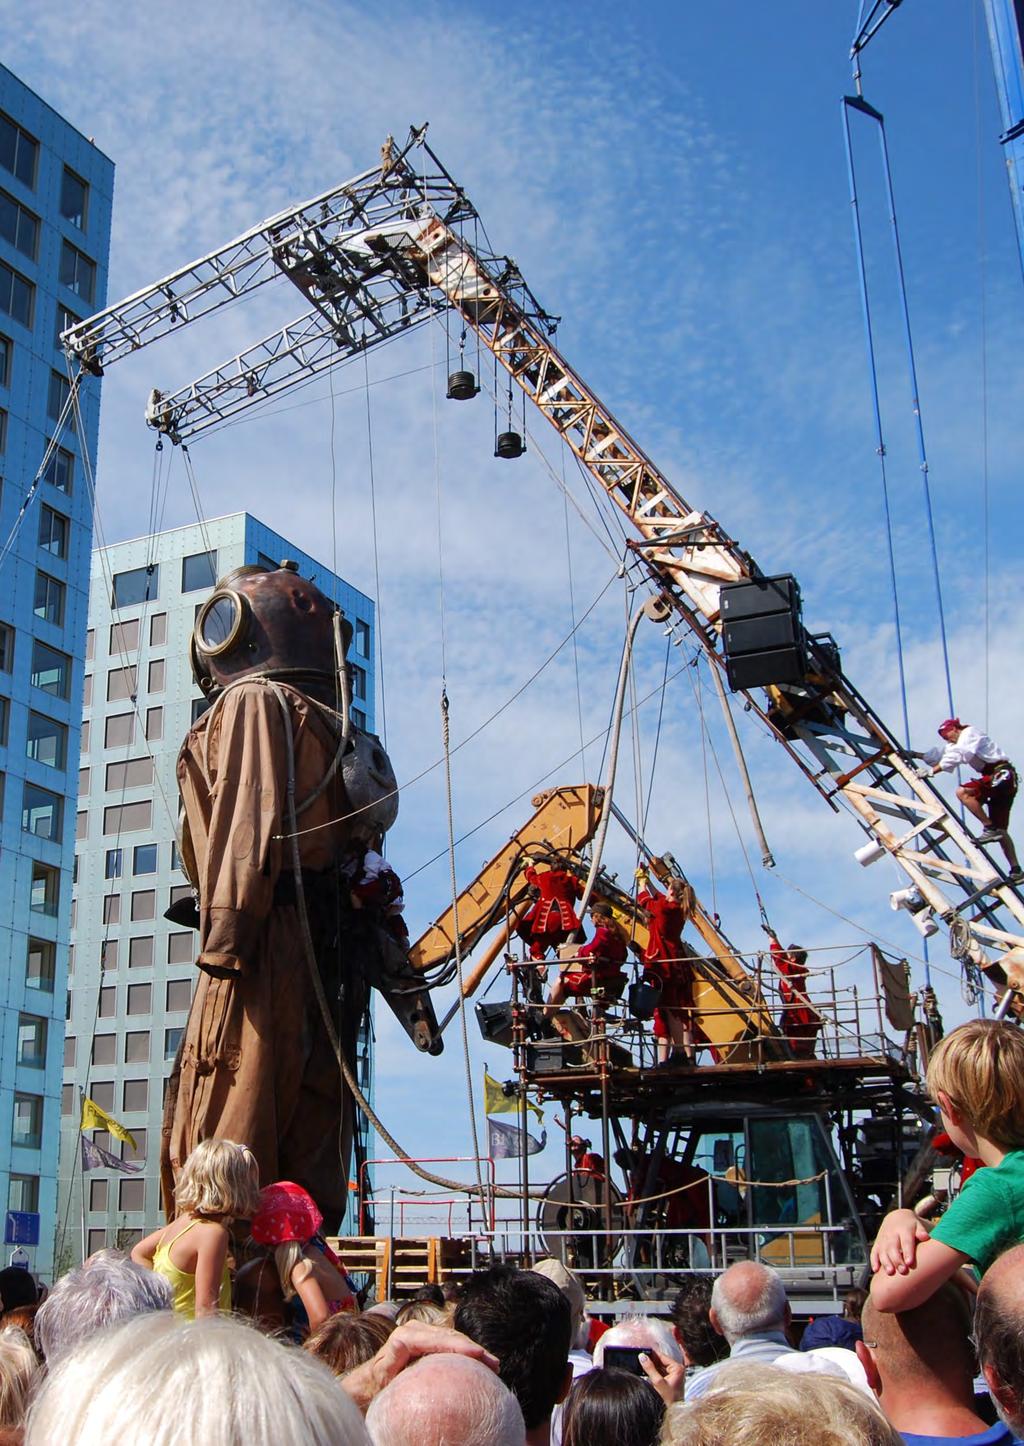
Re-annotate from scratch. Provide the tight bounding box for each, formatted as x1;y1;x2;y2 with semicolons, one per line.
603;1345;648;1377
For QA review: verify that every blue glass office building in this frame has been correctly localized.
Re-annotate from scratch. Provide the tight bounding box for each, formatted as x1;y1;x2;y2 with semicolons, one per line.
0;65;113;1278
58;514;376;1262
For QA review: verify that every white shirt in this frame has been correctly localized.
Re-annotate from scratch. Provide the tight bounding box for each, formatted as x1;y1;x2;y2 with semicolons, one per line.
924;726;1008;775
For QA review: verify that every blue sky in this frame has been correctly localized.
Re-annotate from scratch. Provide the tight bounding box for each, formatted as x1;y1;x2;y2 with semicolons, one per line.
5;1;1022;1213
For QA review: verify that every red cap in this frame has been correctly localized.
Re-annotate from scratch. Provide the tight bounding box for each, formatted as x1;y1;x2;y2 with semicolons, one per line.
938;718;964;737
251;1181;322;1245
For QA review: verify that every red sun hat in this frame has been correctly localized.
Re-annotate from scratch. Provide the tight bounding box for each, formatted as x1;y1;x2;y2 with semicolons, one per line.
938;718;964;737
251;1180;322;1245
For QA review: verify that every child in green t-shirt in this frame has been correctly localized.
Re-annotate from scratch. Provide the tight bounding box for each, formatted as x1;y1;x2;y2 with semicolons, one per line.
870;1019;1024;1312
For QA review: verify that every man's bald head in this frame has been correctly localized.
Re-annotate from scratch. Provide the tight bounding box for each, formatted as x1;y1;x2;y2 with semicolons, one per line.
710;1262;789;1343
859;1285;975;1395
365;1352;525;1446
974;1244;1024;1435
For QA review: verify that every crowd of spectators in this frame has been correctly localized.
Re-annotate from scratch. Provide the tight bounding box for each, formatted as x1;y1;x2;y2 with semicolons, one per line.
0;1019;1018;1442
0;1240;1016;1445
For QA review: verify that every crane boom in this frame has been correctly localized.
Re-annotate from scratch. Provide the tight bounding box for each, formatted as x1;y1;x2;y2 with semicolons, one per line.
61;131;1024;1000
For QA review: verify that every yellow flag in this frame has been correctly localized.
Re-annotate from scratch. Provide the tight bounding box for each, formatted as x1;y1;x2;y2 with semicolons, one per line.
484;1071;543;1122
81;1097;137;1150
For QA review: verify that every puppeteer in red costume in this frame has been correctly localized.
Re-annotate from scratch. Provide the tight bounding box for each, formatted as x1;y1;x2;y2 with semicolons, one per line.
765;929;821;1060
161;563;440;1231
517;863;583;960
637;868;697;1064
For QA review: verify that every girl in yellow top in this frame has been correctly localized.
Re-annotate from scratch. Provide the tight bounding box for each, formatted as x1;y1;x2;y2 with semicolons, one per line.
132;1138;260;1318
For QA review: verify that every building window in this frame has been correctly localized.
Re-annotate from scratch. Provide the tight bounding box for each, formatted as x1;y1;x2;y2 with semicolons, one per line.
91;1082;115;1114
78;766;90;797
103;800;152;835
150;612;167;646
86;1228;106;1253
133;843;158;875
191;696;212;724
127;982;152;1015
355;619;370;658
110;617;140;653
123;1128;147;1164
181;550;218;593
61;1084;74;1117
55;302;81;350
106;665;137;702
63;1036;76;1068
8;1177;39;1215
59;241;96;305
29;866;59;918
46;369;71;424
111;564;158;608
350;664;367;701
89;1179;108;1212
145;706;163;741
82;675;93;708
91;1036;115;1067
102;894;120;925
164;1027;184;1059
22;782;62;841
11;1094;43;1150
0;187;39;260
60;167;88;229
122;1078;149;1114
44;443;75;494
0;405;6;451
85;628;94;661
351;707;366;732
33;571;65;627
100;939;118;971
97;986;115;1018
25;935;56;992
167;932;194;965
125;1030;150;1064
0;259;34;328
0;621;13;672
128;936;154;970
30;641;71;698
166;979;192;1013
105;757;153;791
26;711;67;769
17;1015;47;1068
105;713;134;748
130;889;156;922
118;1177;145;1213
0;696;8;748
104;847;123;879
148;658;165;693
39;503;69;559
0;332;9;386
0;113;38;187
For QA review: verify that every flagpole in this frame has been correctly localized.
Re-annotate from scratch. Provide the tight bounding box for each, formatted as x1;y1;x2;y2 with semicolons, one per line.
78;1087;87;1265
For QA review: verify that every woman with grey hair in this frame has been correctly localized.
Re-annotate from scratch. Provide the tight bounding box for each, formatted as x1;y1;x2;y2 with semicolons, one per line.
26;1310;370;1445
34;1249;171;1364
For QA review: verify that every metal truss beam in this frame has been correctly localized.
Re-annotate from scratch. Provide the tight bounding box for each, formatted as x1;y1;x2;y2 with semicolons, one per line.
65;131;1024;996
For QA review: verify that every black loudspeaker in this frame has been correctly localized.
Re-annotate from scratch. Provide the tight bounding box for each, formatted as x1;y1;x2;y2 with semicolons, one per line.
476;1001;515;1047
720;574;807;690
526;1041;584;1073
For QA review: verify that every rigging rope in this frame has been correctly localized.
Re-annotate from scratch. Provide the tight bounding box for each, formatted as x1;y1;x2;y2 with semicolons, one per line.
363;350;389;748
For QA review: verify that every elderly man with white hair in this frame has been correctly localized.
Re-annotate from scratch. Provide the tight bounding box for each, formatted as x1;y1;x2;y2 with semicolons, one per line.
366;1352;525;1446
593;1312;684;1369
34;1248;172;1364
685;1260;797;1400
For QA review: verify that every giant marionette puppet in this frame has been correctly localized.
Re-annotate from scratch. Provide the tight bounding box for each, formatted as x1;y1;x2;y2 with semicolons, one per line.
160;562;440;1230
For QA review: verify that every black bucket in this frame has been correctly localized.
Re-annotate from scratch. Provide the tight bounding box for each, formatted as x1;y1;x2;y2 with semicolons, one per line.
628;976;662;1021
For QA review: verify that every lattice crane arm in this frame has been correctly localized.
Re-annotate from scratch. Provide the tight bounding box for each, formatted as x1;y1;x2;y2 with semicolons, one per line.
62;129;1024;1003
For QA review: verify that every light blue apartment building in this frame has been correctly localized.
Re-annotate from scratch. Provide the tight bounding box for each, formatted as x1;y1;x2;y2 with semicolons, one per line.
58;513;376;1263
0;64;113;1278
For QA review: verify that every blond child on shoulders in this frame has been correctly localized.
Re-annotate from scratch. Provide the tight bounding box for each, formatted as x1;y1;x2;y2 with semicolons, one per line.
870;1019;1024;1311
132;1139;260;1318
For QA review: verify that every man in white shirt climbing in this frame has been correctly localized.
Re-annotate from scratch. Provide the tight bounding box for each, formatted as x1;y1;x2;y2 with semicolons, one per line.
915;718;1022;882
